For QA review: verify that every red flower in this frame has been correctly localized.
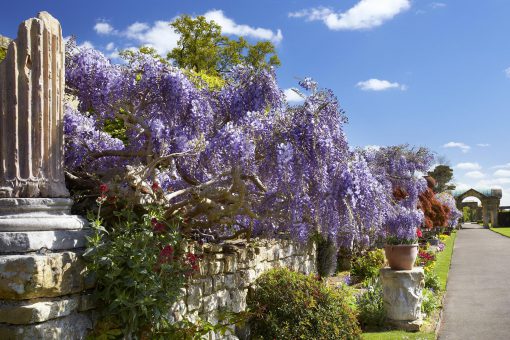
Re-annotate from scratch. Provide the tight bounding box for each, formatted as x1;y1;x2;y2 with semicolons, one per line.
186;253;199;272
416;228;423;238
158;245;174;263
99;183;109;193
151;218;166;233
151;181;160;192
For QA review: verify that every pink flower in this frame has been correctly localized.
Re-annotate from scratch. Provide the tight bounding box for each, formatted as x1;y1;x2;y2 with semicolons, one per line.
416;228;423;238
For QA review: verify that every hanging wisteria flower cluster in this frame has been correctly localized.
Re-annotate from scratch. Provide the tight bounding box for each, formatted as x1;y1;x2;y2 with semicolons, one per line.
64;42;432;248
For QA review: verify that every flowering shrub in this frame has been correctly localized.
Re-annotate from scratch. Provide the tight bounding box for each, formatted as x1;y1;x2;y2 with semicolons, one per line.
247;268;361;340
416;250;436;267
437;192;462;227
84;195;199;338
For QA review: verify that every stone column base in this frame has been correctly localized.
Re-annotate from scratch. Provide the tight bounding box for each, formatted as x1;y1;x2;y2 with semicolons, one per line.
0;198;87;231
380;267;425;331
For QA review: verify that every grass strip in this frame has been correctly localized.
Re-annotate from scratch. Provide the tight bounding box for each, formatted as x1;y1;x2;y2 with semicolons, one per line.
489;227;510;238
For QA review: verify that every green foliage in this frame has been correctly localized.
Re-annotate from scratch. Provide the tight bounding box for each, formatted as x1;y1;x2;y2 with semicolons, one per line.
168;15;280;76
427;165;455;193
0;47;6;62
422;288;440;316
247;268;361;340
85;205;191;338
356;278;386;330
424;270;441;292
350;249;386;282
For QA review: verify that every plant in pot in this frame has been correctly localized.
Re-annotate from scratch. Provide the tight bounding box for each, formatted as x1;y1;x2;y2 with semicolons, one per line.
384;206;424;270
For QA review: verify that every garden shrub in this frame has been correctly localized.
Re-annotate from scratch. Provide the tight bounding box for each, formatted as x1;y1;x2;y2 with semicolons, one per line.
350;249;385;282
356;278;386;329
247;268;361;340
85;201;198;338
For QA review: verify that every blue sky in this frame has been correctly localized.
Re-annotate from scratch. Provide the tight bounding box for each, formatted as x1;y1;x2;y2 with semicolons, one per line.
2;0;510;204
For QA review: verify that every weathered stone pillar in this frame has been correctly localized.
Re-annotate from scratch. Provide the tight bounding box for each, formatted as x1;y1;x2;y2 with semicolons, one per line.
482;205;489;227
0;12;85;231
0;12;92;340
380;267;424;331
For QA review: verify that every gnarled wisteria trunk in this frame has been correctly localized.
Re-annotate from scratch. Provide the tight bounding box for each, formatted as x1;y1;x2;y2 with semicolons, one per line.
0;11;68;198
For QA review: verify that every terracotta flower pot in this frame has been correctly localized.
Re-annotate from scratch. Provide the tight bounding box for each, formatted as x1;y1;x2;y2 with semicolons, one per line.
384;244;418;270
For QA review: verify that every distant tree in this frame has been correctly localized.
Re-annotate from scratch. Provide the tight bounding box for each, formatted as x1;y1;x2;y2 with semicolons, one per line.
428;165;455;193
167;15;280;77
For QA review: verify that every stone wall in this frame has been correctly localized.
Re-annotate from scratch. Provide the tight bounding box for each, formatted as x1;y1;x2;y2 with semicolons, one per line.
0;231;94;339
172;239;317;339
0;235;316;340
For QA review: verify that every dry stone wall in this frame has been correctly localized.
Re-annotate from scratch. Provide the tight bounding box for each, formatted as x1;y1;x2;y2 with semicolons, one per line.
171;239;317;339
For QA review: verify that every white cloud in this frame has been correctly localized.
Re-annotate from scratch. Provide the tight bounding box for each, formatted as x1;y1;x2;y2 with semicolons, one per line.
430;2;447;9
465;171;485;179
505;67;510;78
476;178;510;187
356;78;406;91
493;163;510;169
94;22;115;35
77;41;94;49
124;21;180;55
105;42;115;51
204;10;283;44
125;22;151;39
476;143;490;147
455;162;481;171
284;88;304;103
494;169;510;178
442;142;470;153
288;0;411;30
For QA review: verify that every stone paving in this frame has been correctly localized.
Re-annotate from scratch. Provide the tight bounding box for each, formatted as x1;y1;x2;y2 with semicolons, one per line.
438;223;510;339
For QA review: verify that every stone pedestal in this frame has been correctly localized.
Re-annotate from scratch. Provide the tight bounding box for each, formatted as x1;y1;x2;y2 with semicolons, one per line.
380;267;424;331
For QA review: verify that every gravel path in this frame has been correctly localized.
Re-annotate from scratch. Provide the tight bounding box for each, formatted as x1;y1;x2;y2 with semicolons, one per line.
438;223;510;339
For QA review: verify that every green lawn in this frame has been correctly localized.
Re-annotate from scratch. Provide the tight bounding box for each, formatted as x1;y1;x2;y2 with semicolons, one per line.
490;227;510;238
433;231;457;291
362;231;458;340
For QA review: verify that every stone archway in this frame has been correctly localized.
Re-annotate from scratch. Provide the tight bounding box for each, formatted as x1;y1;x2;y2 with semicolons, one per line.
453;188;502;227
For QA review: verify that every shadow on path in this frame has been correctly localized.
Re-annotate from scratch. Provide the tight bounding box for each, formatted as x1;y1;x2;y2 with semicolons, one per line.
438;223;510;339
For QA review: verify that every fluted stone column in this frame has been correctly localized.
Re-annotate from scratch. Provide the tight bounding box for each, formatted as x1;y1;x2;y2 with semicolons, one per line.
0;11;86;231
0;12;92;340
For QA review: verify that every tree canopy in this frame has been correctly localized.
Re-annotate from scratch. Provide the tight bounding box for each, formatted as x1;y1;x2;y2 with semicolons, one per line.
167;15;280;77
428;165;455;193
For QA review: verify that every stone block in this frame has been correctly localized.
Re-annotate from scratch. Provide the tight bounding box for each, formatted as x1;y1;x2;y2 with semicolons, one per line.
202;277;213;295
224;274;235;289
203;294;218;312
230;289;247;313
0;251;93;300
224;254;237;273
208;261;224;276
380;267;424;322
0;229;91;254
216;289;231;309
0;295;81;324
187;284;202;312
0;312;92;340
212;275;225;291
